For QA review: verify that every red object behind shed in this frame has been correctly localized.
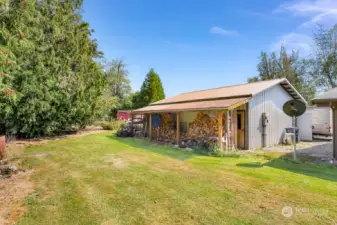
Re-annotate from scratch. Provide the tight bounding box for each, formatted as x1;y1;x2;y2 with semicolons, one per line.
117;110;132;121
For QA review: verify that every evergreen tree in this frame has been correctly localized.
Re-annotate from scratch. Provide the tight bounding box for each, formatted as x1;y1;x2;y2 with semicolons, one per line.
0;0;104;137
134;69;165;108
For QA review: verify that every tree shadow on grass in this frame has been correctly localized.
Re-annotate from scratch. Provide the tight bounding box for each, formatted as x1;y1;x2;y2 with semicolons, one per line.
236;162;264;168
237;153;337;182
110;135;337;182
264;153;337;182
108;135;207;161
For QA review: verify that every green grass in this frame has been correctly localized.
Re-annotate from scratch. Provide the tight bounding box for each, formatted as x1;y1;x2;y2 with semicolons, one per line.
17;132;337;225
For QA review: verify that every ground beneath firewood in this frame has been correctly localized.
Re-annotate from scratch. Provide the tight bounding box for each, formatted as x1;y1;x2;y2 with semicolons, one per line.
0;128;108;225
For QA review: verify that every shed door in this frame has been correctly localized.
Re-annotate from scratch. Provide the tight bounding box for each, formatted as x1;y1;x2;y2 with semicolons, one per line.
297;112;313;141
237;111;245;149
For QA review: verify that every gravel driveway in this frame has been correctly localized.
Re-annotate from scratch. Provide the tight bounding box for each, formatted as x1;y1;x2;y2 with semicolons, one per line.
263;140;333;160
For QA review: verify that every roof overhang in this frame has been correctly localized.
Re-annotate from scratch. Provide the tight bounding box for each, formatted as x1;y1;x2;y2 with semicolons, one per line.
312;99;337;108
279;79;307;103
312;87;337;107
132;97;251;114
249;79;307;104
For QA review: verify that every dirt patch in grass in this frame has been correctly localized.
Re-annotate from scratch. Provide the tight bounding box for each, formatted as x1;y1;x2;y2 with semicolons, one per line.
152;159;192;172
5;129;107;161
103;157;129;169
0;170;34;225
1;129;107;225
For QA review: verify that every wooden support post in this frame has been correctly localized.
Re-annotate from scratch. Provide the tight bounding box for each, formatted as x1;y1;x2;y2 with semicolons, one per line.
226;110;230;151
218;111;224;150
333;107;337;160
149;114;152;140
143;114;147;135
176;112;180;145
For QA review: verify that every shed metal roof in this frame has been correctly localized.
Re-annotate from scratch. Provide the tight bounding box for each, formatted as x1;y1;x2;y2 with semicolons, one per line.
133;97;250;113
152;78;305;105
133;78;306;114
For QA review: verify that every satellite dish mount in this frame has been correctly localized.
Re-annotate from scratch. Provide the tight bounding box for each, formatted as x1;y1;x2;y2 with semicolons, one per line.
283;100;307;161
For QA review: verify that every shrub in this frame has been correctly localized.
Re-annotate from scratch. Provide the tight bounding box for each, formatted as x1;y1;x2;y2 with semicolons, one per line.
98;120;127;131
208;147;240;158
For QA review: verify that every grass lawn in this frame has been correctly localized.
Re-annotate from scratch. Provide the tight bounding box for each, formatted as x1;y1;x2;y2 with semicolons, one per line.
16;132;337;225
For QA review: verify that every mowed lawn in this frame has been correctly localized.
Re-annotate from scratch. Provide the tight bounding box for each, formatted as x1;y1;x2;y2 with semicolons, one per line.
17;132;337;225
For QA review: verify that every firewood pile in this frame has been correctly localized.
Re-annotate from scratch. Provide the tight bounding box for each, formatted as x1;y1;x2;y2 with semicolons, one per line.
152;113;176;142
180;112;218;149
187;112;218;138
150;112;222;150
180;112;220;150
179;136;218;150
116;121;135;137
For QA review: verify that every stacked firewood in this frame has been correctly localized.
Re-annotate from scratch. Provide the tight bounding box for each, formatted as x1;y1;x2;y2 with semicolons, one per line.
187;112;218;138
173;112;219;150
150;112;223;150
153;113;176;142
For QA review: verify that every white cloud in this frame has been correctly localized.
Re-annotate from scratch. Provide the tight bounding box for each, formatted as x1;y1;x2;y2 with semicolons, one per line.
271;0;337;56
279;0;337;14
277;0;337;27
271;33;313;55
210;26;237;36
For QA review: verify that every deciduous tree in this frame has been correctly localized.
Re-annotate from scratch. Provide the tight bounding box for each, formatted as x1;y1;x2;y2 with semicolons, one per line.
105;59;131;101
310;25;337;90
248;47;315;101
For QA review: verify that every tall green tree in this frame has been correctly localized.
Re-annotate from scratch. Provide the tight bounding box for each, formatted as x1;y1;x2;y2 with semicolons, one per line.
0;0;19;134
248;46;315;101
99;58;133;119
0;0;104;137
133;68;165;108
310;25;337;90
105;58;131;101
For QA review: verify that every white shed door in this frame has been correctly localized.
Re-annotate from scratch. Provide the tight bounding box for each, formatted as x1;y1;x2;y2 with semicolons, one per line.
297;112;313;141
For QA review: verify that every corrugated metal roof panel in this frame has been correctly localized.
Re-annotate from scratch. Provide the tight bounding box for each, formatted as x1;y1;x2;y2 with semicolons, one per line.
132;97;250;113
152;79;285;105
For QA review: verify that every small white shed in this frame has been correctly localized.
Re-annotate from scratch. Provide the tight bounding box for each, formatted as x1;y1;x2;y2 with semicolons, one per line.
312;88;337;160
297;110;313;141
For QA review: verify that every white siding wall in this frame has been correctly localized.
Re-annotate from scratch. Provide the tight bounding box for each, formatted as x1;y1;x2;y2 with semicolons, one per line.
248;84;293;149
297;111;313;141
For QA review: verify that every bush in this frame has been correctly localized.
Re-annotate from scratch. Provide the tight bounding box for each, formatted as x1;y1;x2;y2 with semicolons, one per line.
98;120;127;131
208;147;240;158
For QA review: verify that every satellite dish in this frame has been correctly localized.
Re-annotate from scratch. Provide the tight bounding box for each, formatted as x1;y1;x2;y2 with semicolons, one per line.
283;100;306;117
282;100;306;162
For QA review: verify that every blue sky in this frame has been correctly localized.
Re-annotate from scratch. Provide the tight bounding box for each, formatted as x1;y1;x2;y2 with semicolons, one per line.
82;0;337;97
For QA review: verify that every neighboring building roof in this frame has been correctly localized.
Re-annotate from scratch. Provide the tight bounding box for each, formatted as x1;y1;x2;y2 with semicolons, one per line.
312;87;337;105
133;78;306;113
133;97;250;113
